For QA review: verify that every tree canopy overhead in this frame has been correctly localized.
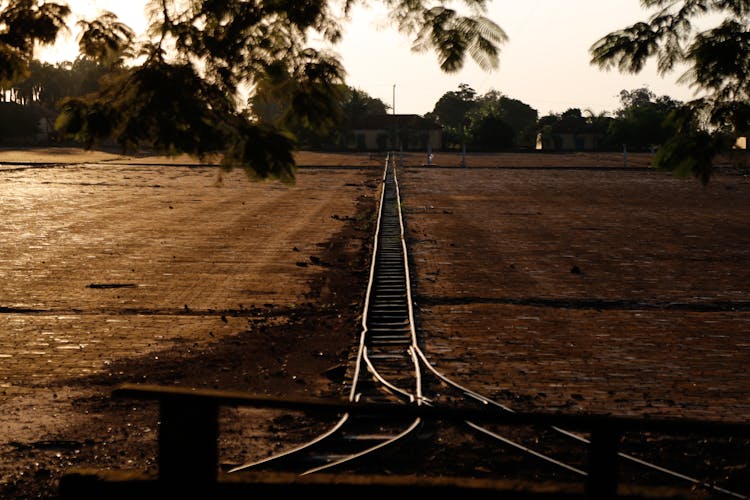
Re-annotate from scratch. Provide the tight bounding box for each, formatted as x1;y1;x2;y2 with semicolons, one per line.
590;0;750;184
0;0;507;181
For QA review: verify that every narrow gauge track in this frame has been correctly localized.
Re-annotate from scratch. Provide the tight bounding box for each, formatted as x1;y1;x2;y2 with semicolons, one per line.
228;155;747;499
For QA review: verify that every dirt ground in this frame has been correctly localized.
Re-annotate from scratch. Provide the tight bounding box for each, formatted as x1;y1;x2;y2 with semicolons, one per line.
0;147;748;498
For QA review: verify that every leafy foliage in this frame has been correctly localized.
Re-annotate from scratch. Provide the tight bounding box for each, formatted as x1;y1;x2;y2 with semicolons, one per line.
590;0;750;183
469;111;514;150
425;83;477;148
0;0;507;181
428;83;477;127
17;58;107;106
608;87;682;151
427;84;538;150
0;0;70;85
473;91;538;148
409;5;507;72
251;80;388;150
76;11;134;65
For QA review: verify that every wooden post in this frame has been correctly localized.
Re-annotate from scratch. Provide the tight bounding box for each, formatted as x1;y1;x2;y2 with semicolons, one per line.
158;397;219;487
586;426;620;498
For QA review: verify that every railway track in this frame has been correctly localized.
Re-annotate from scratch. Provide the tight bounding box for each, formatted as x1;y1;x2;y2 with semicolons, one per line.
227;154;748;499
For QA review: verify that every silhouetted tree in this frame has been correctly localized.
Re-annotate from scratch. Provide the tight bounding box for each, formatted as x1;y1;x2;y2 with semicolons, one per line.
0;1;507;182
0;1;70;86
590;0;750;183
428;84;477;127
582;108;615;149
75;11;134;65
609;87;681;151
13;58;108;107
335;86;389;148
342;87;389;121
251;81;388;149
472;90;538;148
428;85;537;150
425;83;477;150
536;108;611;150
469;110;514;150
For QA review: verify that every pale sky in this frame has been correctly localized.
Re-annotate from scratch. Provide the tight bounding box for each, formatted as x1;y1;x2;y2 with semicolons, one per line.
38;1;707;117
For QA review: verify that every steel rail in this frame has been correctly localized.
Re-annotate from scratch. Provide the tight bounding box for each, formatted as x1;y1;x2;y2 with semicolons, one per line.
299;418;423;476
227;154;423;475
361;345;415;402
227;414;350;473
347;157;389;403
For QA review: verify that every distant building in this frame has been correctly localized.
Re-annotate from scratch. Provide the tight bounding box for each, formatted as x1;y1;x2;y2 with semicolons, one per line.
535;131;603;151
348;114;442;151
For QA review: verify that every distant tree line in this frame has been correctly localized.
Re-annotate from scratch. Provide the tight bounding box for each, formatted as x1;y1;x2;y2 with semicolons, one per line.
425;84;684;153
535;87;683;152
1;59;686;157
0;58;108;143
0;57;392;149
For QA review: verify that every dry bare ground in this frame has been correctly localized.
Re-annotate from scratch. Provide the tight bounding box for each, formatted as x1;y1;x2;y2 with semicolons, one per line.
0;147;748;498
